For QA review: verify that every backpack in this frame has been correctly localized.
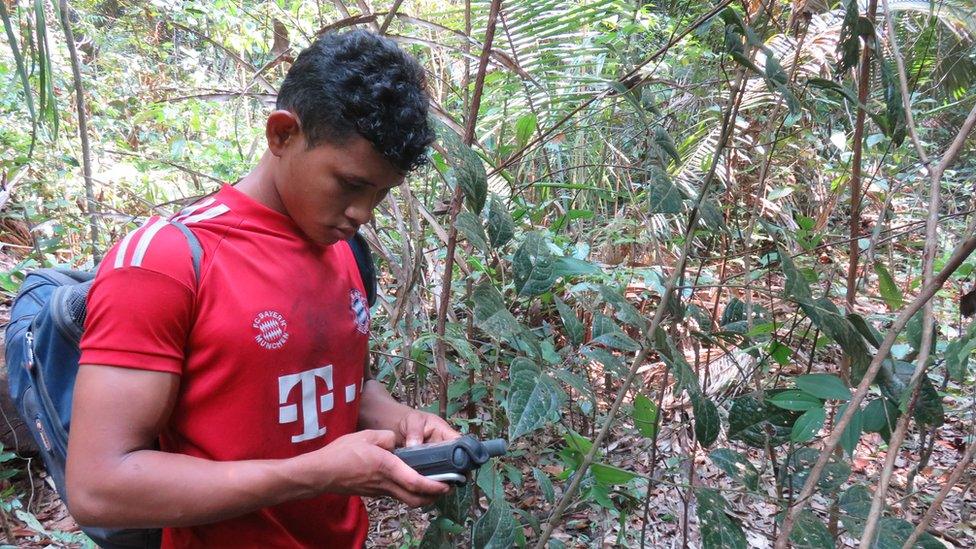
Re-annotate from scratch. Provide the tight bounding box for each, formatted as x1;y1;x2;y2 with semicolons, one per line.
3;222;376;549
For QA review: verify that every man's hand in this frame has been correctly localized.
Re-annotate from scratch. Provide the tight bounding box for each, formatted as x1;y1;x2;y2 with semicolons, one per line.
395;410;461;448
301;429;450;508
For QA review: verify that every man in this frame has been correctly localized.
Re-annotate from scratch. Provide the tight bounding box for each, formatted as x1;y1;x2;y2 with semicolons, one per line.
66;30;458;547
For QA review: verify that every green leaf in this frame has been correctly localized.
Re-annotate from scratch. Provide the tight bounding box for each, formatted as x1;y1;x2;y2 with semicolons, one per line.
532;468;554;503
837;403;864;457
506;358;563;440
795;374;851;401
708;449;759;491
553;296;583;347
514;113;537;147
944;321;976;381
728;392;801;448
862;398;900;433
769;341;793;366
769;390;823;411
874;262;904;310
486;193;515;247
693;397;721;447
648;172;684;213
551;257;600;280
799;298;872;383
787;448;851;493
721;297;746;327
513;232;555;296
786;510;836;549
456;146;487;214
779;247;812;301
872;517;944;548
839;485;873;537
471;499;518;549
456;211;489;253
879;58;907;147
581;346;626;377
434;483;473;524
653;126;681;165
633;394;659;438
597;284;647;330
695;488;747;549
592;463;639;485
791;407;826;443
472;283;538;356
876;360;945;427
590;313;640;351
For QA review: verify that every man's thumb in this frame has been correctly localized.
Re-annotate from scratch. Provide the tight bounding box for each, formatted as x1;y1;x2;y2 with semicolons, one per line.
363;429;397;451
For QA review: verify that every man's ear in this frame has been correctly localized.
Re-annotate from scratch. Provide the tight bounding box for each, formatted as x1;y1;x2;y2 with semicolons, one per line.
266;110;302;156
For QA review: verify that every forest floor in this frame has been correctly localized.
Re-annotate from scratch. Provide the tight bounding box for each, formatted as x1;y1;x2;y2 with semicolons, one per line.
0;266;973;547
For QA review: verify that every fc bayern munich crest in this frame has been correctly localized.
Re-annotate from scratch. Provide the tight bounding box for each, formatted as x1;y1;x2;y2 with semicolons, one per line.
350;289;370;334
253;310;289;349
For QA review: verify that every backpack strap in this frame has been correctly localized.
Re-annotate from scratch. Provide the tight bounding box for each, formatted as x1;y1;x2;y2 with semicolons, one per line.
170;220;203;284
347;232;377;307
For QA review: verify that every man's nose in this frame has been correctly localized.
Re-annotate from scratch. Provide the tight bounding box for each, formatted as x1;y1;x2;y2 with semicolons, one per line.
345;196;373;226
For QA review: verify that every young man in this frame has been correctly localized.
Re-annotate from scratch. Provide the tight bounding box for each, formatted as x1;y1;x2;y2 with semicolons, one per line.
65;30;458;547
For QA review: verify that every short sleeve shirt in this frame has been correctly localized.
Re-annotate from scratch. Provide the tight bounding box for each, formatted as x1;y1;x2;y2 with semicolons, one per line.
79;184;371;548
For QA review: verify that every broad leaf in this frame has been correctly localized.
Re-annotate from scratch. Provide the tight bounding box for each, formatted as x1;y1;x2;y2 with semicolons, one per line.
791;407;826;443
590;313;640;351
472;282;537;355
455;211;488;253
872;517;944;549
769;390;823;411
728;392;801;448
454;143;487;215
553;296;583;347
513;232;555;296
532;468;554;503
787;448;851;493
779;246;812;301
592;463;639;485
633;394;659;438
837;402;864;457
696;488;747;549
471;499;518;549
506;358;563;440
648;175;684;213
514;113;536;147
795;374;850;401
693;396;721;447
486;193;515;247
597;284;647;330
874;261;904;310
708;449;759;491
839;484;873;537
786;510;835;549
876;360;945;427
862;398;899;433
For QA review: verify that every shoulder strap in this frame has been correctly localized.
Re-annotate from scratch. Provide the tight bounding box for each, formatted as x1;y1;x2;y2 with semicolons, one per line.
347;232;377;307
170;221;203;284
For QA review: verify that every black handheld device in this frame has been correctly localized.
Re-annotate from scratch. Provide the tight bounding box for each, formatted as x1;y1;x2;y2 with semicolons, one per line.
394;435;508;485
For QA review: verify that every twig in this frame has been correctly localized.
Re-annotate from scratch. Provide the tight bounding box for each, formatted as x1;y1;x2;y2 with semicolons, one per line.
902;441;976;548
774;223;976;547
844;0;880;311
533;60;749;549
431;0;501;417
378;0;405;34
57;0;100;262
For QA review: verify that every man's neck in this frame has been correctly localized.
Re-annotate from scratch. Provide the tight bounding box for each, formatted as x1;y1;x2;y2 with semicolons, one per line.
234;150;287;215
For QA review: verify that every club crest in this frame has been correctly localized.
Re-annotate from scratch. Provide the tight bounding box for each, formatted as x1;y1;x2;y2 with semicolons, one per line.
350;289;370;334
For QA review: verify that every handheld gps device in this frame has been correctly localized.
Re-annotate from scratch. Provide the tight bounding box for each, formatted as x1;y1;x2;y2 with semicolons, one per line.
394;435;507;485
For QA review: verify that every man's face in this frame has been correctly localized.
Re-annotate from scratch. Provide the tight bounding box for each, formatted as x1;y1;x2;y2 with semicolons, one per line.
274;134;404;246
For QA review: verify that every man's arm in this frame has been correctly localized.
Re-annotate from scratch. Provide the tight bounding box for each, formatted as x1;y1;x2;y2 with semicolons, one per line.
357;378;460;447
66;365;449;529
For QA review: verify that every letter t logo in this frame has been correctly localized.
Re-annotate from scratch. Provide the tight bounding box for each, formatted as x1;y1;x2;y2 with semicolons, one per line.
278;365;334;443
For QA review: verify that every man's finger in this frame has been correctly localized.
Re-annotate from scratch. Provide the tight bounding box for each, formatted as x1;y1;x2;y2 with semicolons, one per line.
363;429;397;451
403;414;426;448
388;457;450;496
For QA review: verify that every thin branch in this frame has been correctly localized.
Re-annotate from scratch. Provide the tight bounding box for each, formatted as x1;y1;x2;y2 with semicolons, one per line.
774;224;976;547
378;0;405;34
533;63;749;549
902;441;976;548
431;0;502;417
58;0;100;262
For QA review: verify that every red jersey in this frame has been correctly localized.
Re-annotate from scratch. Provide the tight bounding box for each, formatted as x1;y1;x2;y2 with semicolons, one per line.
79;184;371;548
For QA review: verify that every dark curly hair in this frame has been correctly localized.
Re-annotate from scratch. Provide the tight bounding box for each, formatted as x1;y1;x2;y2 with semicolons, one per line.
276;30;434;173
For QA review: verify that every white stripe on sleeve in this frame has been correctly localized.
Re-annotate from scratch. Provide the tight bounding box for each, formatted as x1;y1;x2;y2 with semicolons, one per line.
130;218;170;268
172;197;216;223
181;204;230;225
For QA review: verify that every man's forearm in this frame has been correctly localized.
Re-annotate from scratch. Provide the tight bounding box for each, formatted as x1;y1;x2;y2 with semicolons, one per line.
69;449;320;528
357;379;414;434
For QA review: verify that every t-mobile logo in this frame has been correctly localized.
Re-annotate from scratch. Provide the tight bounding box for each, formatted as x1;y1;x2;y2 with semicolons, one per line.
278;365;334;443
